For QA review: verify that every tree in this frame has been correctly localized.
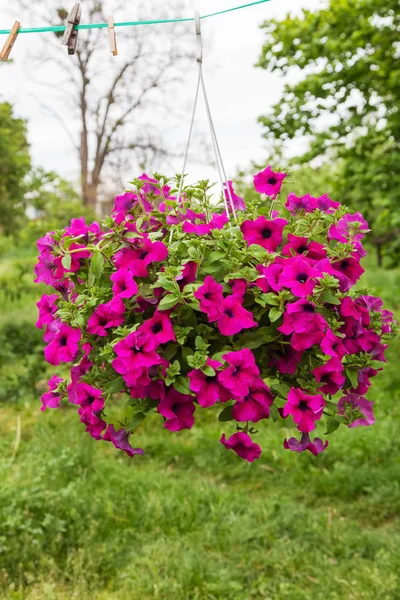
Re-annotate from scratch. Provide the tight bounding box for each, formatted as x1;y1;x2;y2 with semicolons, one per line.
0;102;31;235
256;0;400;265
12;1;190;210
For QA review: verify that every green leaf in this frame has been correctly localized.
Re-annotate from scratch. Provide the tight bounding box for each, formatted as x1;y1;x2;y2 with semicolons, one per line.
105;377;126;395
263;293;280;306
154;278;177;293
61;254;71;270
269;307;283;322
218;405;234;422
126;412;146;433
202;365;215;377
325;418;340;435
173;376;192;395
269;404;280;422
346;368;359;389
162;343;178;360
238;327;277;349
195;336;209;351
90;252;104;282
321;290;340;305
158;294;180;311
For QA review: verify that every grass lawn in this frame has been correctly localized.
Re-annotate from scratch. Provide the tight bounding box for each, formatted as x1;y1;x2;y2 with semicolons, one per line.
0;257;399;599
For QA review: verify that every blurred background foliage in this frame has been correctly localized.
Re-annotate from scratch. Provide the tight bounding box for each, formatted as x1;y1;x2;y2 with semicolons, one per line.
0;0;399;597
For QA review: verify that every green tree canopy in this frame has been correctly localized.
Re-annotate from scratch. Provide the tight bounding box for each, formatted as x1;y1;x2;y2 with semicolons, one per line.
257;0;400;264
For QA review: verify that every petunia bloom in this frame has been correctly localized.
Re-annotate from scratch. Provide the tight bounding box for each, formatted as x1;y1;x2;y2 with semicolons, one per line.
241;216;288;252
232;381;274;422
218;349;260;399
253;166;286;197
138;311;176;346
279;256;322;297
103;424;144;457
337;393;375;428
224;180;246;211
188;359;230;407
158;389;195;431
220;432;261;462
110;268;138;298
36;294;59;329
285;193;317;213
44;323;81;365
113;237;168;277
283;387;325;433
40;375;64;411
284;433;328;456
313;358;345;395
209;295;257;336
194;276;224;319
182;212;228;236
87;297;125;337
281;234;327;261
328;213;370;243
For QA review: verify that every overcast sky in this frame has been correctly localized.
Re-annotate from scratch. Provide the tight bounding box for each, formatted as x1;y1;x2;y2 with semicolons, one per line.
0;0;324;191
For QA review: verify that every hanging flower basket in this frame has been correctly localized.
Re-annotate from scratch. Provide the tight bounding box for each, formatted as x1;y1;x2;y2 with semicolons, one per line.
35;168;396;461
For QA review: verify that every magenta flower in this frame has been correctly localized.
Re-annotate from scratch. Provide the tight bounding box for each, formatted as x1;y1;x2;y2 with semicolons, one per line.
194;276;224;319
224;180;246;211
270;346;303;375
65;217;101;241
34;243;59;286
87;297;125;337
340;296;370;327
241;216;287;252
138;311;176;345
286;193;317;213
284;433;328;456
320;328;347;359
112;331;161;375
182;212;228;236
113;191;139;214
328;213;370;243
253;166;286;197
337;393;375;428
332;257;364;289
282;234;327;260
176;261;198;290
232;381;274;422
315;194;340;213
158;389;195;431
218;349;260;399
352;366;379;394
279;256;322;297
36;294;58;329
40;375;64;411
313;358;345;395
283;388;325;433
114;237;168;277
44;323;81;365
280;299;327;335
209;295;257;336
188;359;230;407
110;268;138;298
103;424;144;457
220;432;261;462
256;260;284;293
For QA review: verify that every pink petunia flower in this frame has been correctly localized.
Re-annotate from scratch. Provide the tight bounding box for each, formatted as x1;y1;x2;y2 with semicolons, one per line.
232;381;274;422
40;375;64;411
270;345;303;375
44;323;81;365
285;193;317;213
36;294;58;329
112;331;161;376
313;358;345;395
103;424;144;457
138;311;176;345
320;328;347;359
194;276;224;319
158;389;195;431
281;234;327;260
209;295;257;336
182;213;228;236
315;194;340;213
110;268;138;298
328;213;370;243
256;260;284;293
279;256;322;297
176;261;198;290
337;393;375;428
220;432;261;462
284;432;328;456
253;166;287;197
283;388;325;433
218;349;260;399
114;237;168;277
241;216;288;252
331;257;364;290
87;297;125;337
188;359;230;408
224;180;246;211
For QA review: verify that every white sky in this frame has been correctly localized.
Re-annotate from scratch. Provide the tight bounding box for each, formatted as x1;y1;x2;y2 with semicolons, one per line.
0;0;325;192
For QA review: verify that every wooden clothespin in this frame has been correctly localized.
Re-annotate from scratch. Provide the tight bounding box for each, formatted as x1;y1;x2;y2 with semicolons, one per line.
108;17;118;56
0;21;21;62
62;4;81;55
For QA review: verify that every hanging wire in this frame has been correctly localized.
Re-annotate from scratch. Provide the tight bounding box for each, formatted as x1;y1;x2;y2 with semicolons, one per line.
0;0;271;36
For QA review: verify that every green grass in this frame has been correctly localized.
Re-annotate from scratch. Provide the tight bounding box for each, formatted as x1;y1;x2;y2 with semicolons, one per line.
0;258;399;599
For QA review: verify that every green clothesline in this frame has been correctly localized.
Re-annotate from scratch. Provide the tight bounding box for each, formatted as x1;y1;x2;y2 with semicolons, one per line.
0;0;271;36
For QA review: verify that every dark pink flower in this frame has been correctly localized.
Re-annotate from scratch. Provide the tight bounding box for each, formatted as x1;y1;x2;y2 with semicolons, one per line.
34;244;58;286
139;172;171;199
87;297;125;337
285;193;317;213
138;311;176;345
313;358;345;395
279;256;322;297
182;212;228;236
188;359;230;407
278;300;328;352
158;389;195;431
232;381;274;422
36;294;58;329
270;346;303;374
113;191;140;214
253;166;286;197
230;278;248;299
224;180;246;211
65;217;101;241
112;331;161;375
281;234;327;260
209;295;257;336
256;260;284;292
176;261;197;290
331;257;364;289
40;375;63;411
220;432;261;462
194;276;224;319
283;388;325;433
320;328;347;359
218;349;260;399
351;366;379;395
103;424;144;457
340;296;370;327
44;323;81;365
241;216;287;252
328;213;370;243
114;237;168;277
337;393;375;428
284;433;328;456
315;194;340;213
110;268;138;298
